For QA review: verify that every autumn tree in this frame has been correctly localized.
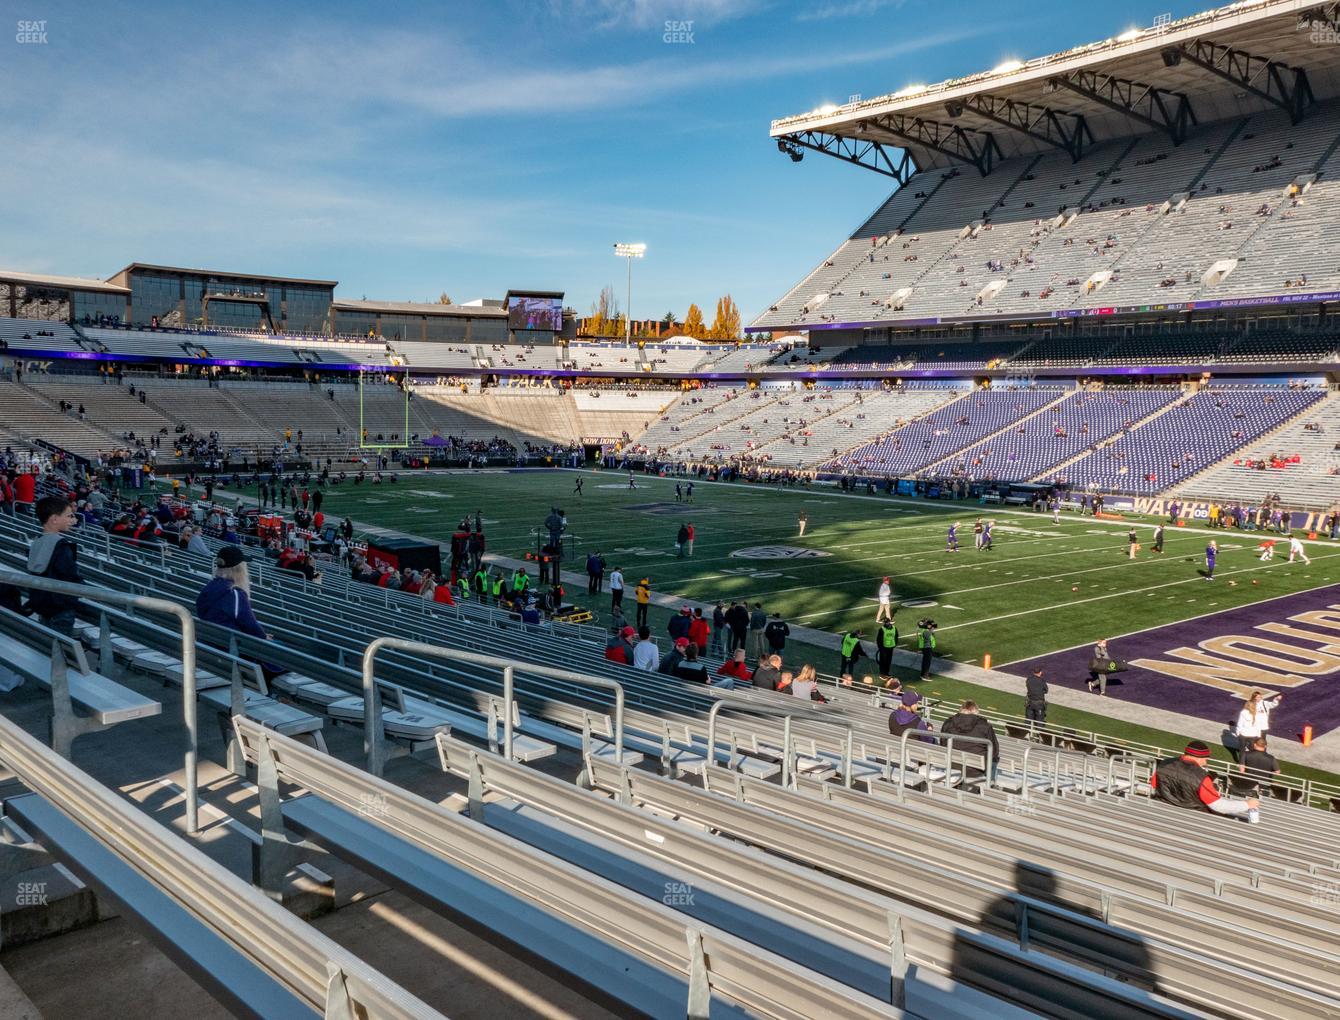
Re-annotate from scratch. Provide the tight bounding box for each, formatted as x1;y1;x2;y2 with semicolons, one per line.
708;295;741;340
438;292;453;304
683;303;705;339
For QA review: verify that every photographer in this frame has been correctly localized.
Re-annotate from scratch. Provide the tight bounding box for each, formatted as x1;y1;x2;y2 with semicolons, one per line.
916;618;938;680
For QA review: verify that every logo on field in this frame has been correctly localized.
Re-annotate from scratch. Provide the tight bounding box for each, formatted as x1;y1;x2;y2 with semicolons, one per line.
730;546;831;560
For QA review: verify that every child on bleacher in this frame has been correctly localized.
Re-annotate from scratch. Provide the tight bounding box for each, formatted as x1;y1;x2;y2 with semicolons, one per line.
25;495;83;635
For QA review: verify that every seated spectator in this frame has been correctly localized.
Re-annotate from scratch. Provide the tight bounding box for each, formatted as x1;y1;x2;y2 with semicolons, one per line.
674;642;710;684
889;690;933;740
938;700;999;781
195;546;282;679
788;664;827;702
657;637;689;676
717;649;752;683
1151;741;1258;819
751;654;783;690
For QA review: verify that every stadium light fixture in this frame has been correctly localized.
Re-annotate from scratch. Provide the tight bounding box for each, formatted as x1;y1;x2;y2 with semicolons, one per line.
816;103;839;115
1117;28;1142;42
991;59;1024;75
613;243;646;346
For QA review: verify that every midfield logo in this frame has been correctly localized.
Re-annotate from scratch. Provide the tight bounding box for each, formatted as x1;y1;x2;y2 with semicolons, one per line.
730;545;832;560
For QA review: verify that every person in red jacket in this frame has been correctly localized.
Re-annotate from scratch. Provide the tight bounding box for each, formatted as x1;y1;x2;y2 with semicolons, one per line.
687;606;711;651
13;471;36;514
716;649;751;683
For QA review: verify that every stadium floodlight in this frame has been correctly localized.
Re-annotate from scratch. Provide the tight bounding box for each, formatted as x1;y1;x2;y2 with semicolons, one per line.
613;243;646;346
991;59;1024;75
1117;28;1142;42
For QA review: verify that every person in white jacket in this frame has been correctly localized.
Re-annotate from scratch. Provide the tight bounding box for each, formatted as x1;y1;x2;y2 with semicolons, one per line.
1236;690;1282;750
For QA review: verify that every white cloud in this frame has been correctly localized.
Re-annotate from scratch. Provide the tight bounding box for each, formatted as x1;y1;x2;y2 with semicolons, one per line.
544;0;764;30
797;0;907;21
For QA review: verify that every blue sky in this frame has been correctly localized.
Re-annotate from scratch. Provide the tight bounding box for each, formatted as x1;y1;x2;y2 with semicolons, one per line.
2;0;1209;323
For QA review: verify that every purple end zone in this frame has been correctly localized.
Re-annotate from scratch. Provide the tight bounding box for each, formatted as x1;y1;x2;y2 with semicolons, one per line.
1005;585;1340;740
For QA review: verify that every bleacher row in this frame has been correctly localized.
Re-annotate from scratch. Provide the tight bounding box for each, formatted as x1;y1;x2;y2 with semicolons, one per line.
753;99;1340;330
2;499;1340;1016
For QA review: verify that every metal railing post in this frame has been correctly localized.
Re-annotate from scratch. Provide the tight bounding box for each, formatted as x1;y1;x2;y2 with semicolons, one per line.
502;665;514;761
0;570;198;833
361;636;623;776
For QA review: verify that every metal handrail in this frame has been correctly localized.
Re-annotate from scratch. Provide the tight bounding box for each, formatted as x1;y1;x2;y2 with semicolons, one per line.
0;568;201;834
360;636;624;777
0;712;442;1019
705;697;852;790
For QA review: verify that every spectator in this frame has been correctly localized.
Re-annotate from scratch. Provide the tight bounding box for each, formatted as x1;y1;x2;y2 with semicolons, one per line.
632;626;659;671
788;664;826;702
746;602;768;660
688;607;711;652
939;700;999;782
196;546;282;678
674;642;710;684
26;496;83;634
889;690;932;740
709;601;726;657
658;636;689;675
1231;737;1281;797
717;649;752;684
1152;741;1258;820
668;605;692;643
1236;690;1281;748
725;600;750;653
751;653;783;690
181;525;211;558
764;611;790;655
604;626;635;665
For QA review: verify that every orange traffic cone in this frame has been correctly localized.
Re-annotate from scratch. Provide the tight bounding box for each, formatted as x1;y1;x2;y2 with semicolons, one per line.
1302;724;1313;747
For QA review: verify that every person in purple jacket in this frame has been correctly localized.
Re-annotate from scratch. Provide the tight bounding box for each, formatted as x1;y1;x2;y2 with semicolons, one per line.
1204;539;1217;581
196;545;281;675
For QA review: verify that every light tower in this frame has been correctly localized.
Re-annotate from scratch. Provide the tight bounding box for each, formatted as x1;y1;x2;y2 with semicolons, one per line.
612;242;646;345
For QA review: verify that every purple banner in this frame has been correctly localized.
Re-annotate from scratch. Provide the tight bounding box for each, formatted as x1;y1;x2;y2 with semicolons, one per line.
1007;584;1340;739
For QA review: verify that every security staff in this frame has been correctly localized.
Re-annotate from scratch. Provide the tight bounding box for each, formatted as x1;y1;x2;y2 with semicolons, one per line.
875;618;899;682
916;619;937;680
839;629;865;676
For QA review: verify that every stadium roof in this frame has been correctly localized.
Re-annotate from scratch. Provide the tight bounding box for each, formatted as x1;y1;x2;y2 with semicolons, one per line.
332;298;508;317
772;0;1340;173
0;269;130;295
110;263;338;288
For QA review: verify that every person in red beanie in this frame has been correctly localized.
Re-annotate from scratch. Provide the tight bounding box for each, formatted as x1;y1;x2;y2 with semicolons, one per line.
1151;740;1259;820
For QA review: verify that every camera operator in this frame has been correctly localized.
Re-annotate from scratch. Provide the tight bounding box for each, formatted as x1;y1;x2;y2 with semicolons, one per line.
916;618;938;680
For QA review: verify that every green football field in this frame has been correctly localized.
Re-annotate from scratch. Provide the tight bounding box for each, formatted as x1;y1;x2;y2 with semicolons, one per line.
314;467;1340;668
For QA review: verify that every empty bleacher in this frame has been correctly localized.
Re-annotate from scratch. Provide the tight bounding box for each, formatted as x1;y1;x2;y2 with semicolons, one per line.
1057;386;1326;495
1177;390;1340;508
754;101;1340;330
